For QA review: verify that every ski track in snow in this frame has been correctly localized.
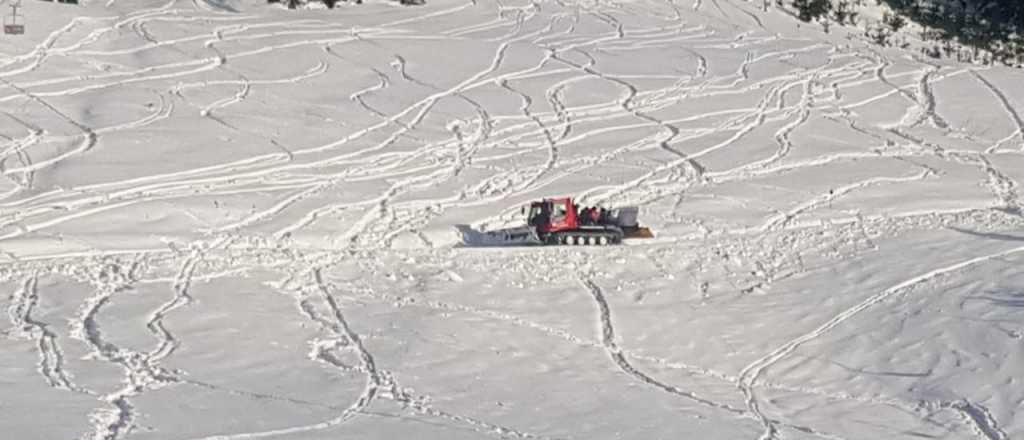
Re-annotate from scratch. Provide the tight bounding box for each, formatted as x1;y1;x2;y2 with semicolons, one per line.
970;70;1024;152
2;0;1024;438
7;273;87;393
737;244;1024;440
946;400;1010;440
579;271;847;440
577;273;746;415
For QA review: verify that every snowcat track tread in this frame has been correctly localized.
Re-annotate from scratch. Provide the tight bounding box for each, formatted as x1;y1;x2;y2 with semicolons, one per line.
549;231;621;246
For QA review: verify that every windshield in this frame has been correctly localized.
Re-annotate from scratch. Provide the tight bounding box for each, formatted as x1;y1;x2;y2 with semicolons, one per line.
527;203;547;226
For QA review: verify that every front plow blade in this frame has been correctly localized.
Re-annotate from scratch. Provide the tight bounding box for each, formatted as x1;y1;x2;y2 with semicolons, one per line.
623;227;655;239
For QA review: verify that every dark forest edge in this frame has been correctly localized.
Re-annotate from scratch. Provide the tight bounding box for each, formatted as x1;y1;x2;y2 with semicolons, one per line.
267;0;424;7
264;0;1021;66
792;0;1024;66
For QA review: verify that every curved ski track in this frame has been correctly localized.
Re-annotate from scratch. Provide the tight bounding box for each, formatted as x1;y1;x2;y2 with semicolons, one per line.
2;0;1024;439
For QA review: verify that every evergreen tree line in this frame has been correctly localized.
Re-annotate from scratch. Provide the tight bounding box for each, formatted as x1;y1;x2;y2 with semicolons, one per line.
791;0;1024;66
268;0;422;8
883;0;1023;64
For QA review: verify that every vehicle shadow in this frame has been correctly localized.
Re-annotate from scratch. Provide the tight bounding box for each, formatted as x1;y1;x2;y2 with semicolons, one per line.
963;290;1024;309
947;226;1024;243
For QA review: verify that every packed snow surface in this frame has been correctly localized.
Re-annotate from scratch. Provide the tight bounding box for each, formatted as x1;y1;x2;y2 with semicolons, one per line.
2;0;1023;439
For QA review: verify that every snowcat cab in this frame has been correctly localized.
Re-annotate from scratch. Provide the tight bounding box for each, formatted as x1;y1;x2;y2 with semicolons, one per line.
526;198;577;234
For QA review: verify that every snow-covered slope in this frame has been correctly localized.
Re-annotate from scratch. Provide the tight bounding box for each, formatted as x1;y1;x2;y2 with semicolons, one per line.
2;0;1023;439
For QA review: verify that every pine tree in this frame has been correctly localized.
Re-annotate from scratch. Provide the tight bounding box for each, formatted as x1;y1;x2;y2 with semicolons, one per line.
831;0;859;26
792;0;831;22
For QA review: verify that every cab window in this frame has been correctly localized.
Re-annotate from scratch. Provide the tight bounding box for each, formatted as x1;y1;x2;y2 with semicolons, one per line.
551;202;568;222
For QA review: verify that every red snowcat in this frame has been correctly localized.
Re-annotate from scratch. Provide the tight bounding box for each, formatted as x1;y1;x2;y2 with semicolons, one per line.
457;197;654;246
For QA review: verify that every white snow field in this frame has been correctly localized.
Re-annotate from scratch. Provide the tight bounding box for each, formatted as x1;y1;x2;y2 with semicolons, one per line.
2;0;1024;439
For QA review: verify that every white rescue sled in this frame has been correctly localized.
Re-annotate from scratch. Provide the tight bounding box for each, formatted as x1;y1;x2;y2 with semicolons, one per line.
454;225;543;247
